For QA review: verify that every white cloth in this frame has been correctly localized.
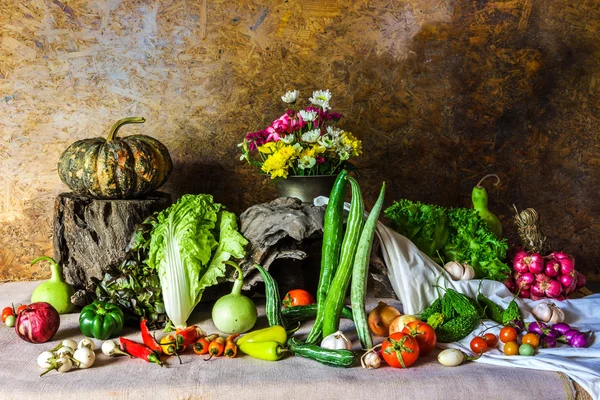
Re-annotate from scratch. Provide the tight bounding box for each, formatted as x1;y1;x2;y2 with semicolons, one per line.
314;196;600;399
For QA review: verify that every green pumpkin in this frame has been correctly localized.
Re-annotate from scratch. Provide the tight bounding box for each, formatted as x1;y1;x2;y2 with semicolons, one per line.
58;117;172;199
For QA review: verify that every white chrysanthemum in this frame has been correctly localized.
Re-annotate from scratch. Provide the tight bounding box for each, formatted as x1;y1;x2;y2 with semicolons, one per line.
326;126;343;138
309;89;332;110
299;110;318;122
338;149;350;161
293;143;303;154
281;134;295;144
318;135;335;148
298;155;316;170
281;90;299;104
302;129;321;143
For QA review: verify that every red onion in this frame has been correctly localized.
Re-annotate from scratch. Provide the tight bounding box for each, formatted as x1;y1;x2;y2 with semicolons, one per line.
530;294;543;301
15;302;60;343
528;253;544;274
504;277;516;292
530;282;545;298
516;273;535;290
552;323;571;335
552;251;571;260
535;273;550;283
575;271;587;289
544;259;560;277
555;254;575;275
519;288;530;298
546;280;562;298
559;274;575;289
513;251;530;273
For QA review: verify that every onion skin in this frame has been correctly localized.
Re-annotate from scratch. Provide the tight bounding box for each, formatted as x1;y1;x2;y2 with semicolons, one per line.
15;302;60;344
368;302;400;337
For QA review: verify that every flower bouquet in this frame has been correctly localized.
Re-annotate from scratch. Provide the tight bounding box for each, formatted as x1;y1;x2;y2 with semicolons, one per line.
239;90;362;179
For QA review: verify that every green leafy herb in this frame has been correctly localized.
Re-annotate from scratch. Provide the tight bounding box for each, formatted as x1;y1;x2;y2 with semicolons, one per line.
384;199;510;281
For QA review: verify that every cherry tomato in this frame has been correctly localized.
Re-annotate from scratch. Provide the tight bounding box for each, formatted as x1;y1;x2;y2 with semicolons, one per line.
500;326;518;343
522;333;540;348
16;305;27;314
381;332;420;368
519;343;535;356
504;341;519;356
402;321;437;355
282;289;315;308
1;307;14;323
483;333;498;348
470;336;488;354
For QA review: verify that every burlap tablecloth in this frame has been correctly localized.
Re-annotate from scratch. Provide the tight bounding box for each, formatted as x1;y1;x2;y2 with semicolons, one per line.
0;281;578;400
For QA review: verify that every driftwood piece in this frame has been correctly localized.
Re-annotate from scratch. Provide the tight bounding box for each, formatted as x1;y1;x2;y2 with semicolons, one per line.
53;192;171;290
238;197;326;291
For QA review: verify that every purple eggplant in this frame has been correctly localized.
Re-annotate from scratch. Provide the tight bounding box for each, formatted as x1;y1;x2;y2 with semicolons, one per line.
541;336;557;348
527;321;548;336
551;323;571;335
569;332;589;348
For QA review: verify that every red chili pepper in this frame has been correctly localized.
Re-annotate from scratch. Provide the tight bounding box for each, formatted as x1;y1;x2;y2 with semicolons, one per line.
119;337;163;366
176;325;205;347
140;319;162;354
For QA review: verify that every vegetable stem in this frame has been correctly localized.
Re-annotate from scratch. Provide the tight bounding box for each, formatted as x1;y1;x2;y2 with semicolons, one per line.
106;117;146;141
224;261;244;296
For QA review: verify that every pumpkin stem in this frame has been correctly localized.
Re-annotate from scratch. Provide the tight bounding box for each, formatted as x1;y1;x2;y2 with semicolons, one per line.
107;117;146;141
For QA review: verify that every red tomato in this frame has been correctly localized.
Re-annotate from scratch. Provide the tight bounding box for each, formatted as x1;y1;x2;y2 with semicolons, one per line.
470;336;488;354
402;320;436;355
282;289;315;308
381;332;420;368
500;327;518;344
483;333;499;348
16;305;27;314
1;307;14;323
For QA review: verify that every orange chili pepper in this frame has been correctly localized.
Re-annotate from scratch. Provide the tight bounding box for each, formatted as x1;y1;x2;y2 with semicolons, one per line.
224;334;239;358
205;337;225;360
193;334;219;355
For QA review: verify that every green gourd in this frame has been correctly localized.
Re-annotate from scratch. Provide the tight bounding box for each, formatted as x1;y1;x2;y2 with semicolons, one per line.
472;174;502;238
31;256;75;314
211;261;257;334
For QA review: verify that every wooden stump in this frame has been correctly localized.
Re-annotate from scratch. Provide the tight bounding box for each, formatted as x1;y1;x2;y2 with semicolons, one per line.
53;192;171;289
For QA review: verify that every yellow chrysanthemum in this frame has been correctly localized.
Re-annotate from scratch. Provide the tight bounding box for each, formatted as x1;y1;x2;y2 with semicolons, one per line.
341;132;362;156
258;142;277;154
261;145;297;179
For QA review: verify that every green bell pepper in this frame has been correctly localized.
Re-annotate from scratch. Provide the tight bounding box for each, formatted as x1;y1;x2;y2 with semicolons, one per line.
79;301;125;340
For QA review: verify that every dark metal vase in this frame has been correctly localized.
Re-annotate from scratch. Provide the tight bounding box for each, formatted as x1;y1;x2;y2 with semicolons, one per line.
275;175;338;204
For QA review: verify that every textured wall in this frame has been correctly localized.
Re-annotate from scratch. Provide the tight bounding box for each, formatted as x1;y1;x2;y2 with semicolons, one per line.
0;0;598;283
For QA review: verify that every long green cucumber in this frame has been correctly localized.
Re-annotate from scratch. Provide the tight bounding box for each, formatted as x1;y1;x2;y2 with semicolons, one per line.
351;182;385;350
254;264;285;327
287;338;356;368
322;176;364;338
281;304;353;323
306;170;348;344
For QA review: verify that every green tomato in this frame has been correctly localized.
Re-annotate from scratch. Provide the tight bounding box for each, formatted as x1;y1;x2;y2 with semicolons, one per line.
519;343;535;356
5;315;16;327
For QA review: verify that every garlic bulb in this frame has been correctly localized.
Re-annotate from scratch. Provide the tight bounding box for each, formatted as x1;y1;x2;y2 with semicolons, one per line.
444;261;475;280
361;349;381;369
531;302;565;324
321;331;352;350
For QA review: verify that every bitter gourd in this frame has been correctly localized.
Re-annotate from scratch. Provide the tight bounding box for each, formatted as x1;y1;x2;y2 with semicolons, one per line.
477;293;504;324
426;312;445;330
444;288;477;318
436;313;480;343
420;297;442;322
502;299;522;326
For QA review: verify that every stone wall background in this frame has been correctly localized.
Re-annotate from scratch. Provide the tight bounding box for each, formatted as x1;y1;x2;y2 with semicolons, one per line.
1;0;598;283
